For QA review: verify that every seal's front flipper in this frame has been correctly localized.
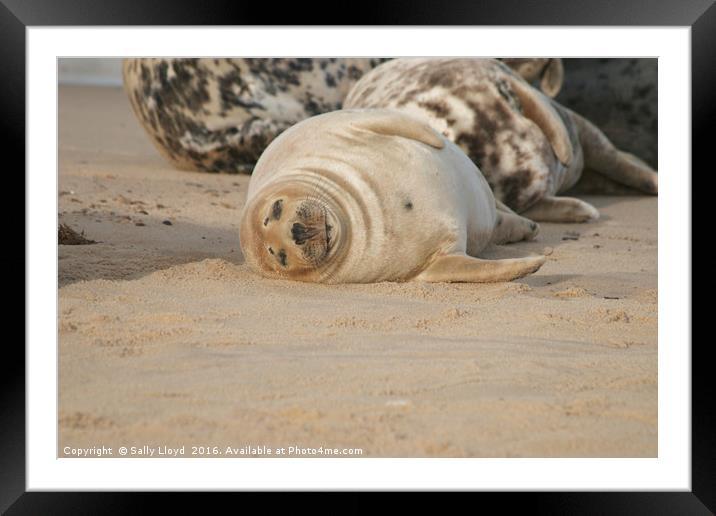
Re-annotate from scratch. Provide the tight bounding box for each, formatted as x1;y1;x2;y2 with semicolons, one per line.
347;109;445;149
521;195;599;223
508;76;573;166
414;253;546;283
493;200;540;244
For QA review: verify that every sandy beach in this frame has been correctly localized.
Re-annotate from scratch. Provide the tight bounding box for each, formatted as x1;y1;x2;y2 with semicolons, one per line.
58;85;657;457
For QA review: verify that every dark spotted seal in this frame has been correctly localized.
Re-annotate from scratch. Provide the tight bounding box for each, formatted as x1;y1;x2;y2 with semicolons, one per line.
344;58;658;223
122;58;387;173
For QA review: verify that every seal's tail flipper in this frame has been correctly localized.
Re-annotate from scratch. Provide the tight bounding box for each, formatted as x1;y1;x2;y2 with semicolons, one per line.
414;253;545;283
570;110;658;195
540;58;565;98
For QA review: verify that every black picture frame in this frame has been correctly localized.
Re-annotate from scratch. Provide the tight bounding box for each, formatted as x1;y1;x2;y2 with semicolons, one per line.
5;0;708;512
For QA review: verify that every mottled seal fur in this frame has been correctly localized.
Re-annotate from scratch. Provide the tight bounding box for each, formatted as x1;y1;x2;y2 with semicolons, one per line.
122;58;387;173
344;58;658;222
239;109;544;284
122;58;563;175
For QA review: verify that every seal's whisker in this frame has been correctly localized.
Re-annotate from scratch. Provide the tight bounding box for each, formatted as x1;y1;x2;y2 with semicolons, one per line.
304;171;332;207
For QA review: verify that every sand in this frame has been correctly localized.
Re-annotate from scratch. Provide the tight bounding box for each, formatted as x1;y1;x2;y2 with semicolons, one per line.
58;85;657;458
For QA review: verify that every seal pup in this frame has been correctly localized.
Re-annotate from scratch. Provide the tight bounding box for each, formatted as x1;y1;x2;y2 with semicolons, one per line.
344;58;658;223
239;109;545;284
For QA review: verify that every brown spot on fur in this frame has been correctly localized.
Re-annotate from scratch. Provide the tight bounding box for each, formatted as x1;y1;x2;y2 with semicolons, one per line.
418;100;451;118
499;169;535;209
492;99;513;120
455;98;506;168
456;132;486;165
396;88;423;107
495;79;521;112
425;71;454;88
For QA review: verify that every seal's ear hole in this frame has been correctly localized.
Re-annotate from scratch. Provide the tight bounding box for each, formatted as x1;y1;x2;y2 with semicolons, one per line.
350;110;445;149
540;59;564;98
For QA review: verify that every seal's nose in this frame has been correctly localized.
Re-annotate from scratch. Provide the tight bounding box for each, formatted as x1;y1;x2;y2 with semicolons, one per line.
291;222;320;245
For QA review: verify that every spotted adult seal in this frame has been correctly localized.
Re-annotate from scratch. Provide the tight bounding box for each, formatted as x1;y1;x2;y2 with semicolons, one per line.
122;58;562;175
122;58;387;173
239;109;545;284
344;58;658;223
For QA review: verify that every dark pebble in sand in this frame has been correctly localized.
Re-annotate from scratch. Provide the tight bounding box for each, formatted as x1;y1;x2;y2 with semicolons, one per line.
135;222;145;227
162;220;173;226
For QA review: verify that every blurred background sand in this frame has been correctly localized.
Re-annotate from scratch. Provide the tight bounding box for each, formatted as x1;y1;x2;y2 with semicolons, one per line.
58;84;657;458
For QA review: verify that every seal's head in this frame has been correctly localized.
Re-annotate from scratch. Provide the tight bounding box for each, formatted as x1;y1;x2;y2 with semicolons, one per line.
239;183;345;282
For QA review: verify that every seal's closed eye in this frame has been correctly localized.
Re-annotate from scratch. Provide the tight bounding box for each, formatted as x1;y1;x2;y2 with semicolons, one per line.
277;249;287;267
271;199;283;220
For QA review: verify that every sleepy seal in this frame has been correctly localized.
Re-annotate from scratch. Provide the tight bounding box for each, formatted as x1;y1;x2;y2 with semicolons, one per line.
344;58;658;223
239;109;545;283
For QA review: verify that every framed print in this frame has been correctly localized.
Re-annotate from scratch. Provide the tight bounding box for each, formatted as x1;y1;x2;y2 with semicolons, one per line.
6;0;710;512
